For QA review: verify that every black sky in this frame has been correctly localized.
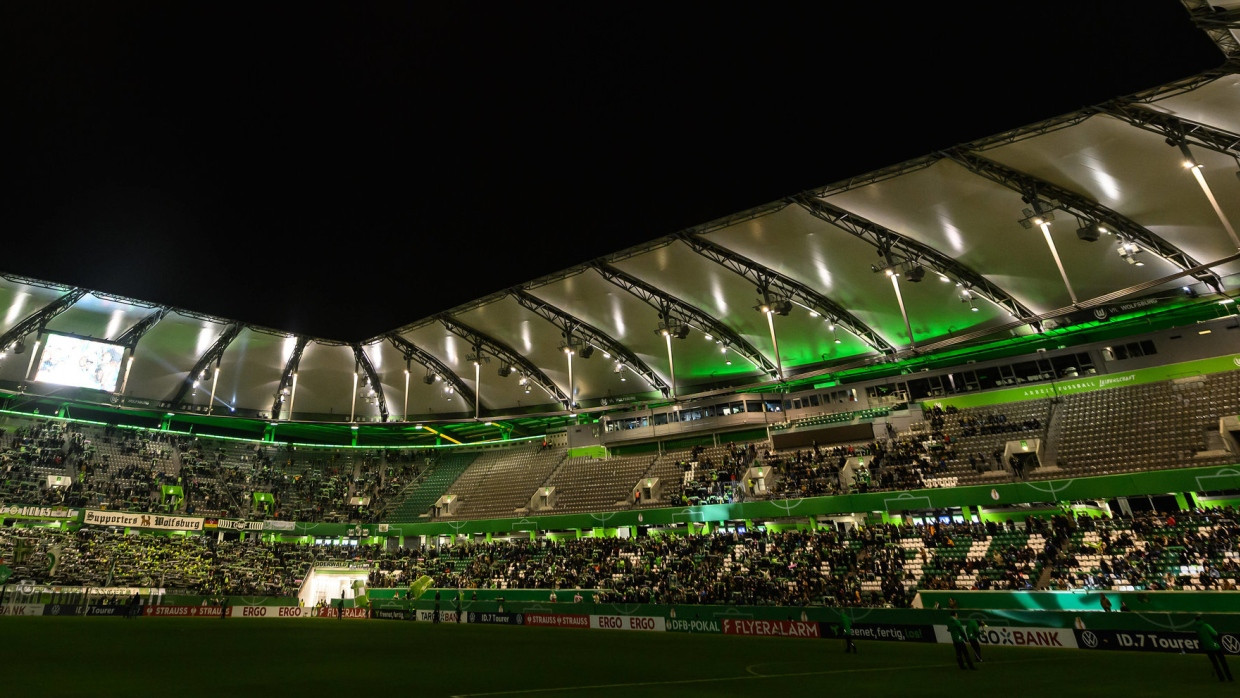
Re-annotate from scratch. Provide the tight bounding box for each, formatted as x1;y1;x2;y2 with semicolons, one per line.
2;2;1225;341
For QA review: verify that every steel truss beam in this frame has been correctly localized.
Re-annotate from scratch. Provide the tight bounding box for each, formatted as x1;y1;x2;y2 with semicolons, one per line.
115;306;170;348
791;195;1038;323
592;262;779;377
511;289;671;397
677;232;896;353
437;315;571;407
0;288;88;351
384;333;477;414
171;322;242;407
353;343;389;422
945;148;1225;293
270;336;308;419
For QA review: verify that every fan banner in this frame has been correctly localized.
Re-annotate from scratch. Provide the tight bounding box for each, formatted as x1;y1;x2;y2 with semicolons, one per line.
84;509;204;531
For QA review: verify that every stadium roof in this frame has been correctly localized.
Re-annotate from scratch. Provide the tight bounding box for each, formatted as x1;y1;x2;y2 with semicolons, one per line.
2;2;1239;443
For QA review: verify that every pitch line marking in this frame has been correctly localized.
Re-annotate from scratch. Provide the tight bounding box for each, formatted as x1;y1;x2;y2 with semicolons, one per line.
449;658;1054;696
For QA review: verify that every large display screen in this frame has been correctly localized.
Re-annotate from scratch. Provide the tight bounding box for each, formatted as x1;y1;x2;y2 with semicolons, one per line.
33;333;126;392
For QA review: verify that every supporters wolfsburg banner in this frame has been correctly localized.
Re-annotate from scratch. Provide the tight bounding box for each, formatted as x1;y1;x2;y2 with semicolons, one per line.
84;509;204;531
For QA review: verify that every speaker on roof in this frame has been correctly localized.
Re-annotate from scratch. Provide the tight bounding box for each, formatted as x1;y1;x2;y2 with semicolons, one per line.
1076;223;1101;242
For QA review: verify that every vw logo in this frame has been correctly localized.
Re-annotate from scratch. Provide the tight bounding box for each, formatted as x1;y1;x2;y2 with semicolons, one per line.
1233;357;1240;368
1080;630;1099;649
50;604;61;616
1222;634;1240;655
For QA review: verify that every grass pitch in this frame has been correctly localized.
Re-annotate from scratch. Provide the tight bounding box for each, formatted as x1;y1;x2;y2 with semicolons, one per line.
1;617;1230;697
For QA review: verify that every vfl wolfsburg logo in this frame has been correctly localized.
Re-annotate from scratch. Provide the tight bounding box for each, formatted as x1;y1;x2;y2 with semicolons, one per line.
1092;308;1108;320
1080;630;1099;649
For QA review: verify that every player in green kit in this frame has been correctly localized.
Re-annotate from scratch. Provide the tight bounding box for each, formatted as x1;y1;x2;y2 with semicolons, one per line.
947;612;976;670
839;610;857;654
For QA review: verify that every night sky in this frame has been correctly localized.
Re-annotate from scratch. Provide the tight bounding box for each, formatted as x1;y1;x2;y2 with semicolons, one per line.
2;2;1225;341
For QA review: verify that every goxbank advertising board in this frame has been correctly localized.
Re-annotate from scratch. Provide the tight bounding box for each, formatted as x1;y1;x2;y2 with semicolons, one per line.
933;625;1078;649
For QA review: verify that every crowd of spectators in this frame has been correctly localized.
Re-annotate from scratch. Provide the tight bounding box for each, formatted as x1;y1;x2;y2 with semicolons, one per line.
671;442;758;506
0;416;425;524
5;506;1236;605
1040;508;1240;592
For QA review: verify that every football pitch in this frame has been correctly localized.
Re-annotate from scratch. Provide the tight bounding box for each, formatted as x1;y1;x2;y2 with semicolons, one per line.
1;617;1230;697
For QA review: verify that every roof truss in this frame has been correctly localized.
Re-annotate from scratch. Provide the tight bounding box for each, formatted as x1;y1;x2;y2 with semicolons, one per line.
511;289;671;397
593;262;779;378
384;333;477;414
944;148;1226;293
436;316;571;407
